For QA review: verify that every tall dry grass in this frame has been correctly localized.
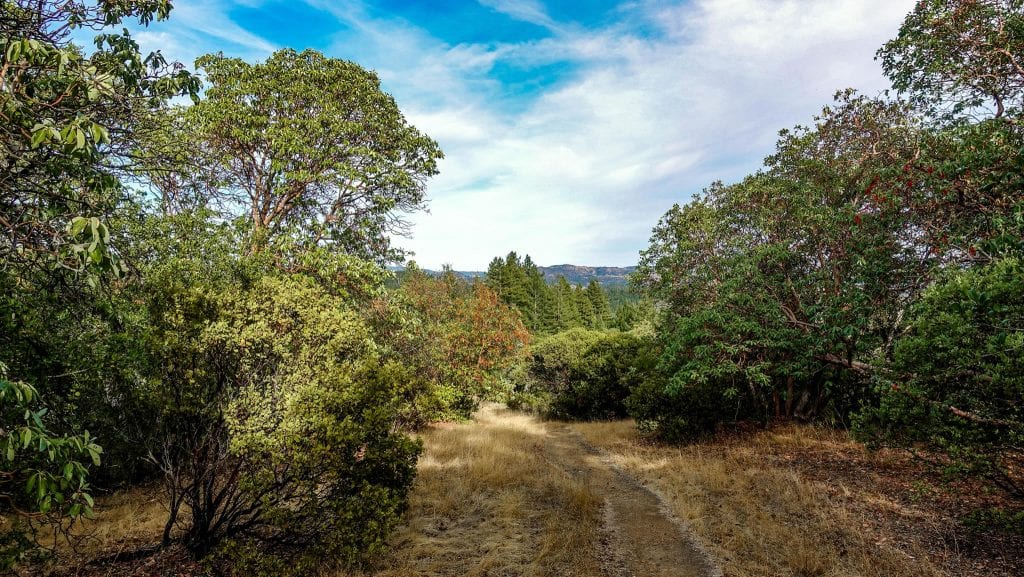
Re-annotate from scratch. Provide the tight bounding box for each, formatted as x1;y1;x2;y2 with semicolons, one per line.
571;420;945;577
350;404;604;576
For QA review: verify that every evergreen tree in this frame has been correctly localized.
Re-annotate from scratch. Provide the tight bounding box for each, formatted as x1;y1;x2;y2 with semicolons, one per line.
485;257;506;294
503;252;532;325
554;276;582;330
521;255;544;331
585;280;612;329
535;282;560;334
575;284;596;328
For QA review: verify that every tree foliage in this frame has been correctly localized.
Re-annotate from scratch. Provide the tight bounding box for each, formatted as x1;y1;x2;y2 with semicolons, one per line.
855;257;1024;496
0;372;101;569
635;0;1024;498
140;48;442;262
1;0;198;279
879;0;1024;119
380;266;530;425
528;328;660;421
485;251;617;334
143;273;421;568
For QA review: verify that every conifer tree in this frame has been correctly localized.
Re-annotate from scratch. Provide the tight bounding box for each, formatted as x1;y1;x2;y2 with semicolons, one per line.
585;280;612;329
575;284;596;328
502;252;532;324
535;283;560;334
485;257;506;294
554;276;582;330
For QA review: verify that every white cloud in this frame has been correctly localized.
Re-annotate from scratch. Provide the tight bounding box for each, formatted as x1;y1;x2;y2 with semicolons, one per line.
93;0;919;269
391;0;917;268
476;0;564;32
172;2;277;57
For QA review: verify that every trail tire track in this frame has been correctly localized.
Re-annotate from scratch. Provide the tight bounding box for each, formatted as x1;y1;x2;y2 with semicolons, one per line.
540;421;721;577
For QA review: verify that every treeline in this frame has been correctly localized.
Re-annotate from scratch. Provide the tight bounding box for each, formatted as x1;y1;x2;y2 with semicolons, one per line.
0;2;527;573
484;251;648;333
480;252;657;419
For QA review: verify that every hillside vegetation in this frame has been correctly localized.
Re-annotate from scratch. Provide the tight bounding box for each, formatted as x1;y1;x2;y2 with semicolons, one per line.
2;1;1022;576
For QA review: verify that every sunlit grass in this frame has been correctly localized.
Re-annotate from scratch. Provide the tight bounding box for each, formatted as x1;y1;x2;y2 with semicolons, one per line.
571;420;943;577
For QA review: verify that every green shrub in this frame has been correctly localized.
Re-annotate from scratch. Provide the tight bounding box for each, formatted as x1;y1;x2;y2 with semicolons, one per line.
963;508;1024;536
529;328;659;421
625;375;725;442
146;275;421;570
854;257;1024;497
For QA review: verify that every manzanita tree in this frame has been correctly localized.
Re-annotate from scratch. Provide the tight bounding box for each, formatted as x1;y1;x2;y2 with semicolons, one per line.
140;48;443;262
879;0;1024;120
635;1;1024;501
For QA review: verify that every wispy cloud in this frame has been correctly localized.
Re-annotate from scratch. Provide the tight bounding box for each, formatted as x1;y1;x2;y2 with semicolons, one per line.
373;0;916;268
477;0;564;32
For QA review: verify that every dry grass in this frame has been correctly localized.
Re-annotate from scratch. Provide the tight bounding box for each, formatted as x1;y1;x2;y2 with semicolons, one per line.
570;420;946;577
349;403;604;577
9;483;171;576
65;484;169;556
27;406;1019;577
24;404;606;576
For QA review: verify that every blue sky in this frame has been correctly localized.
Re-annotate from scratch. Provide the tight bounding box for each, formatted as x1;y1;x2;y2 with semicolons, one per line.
119;0;916;269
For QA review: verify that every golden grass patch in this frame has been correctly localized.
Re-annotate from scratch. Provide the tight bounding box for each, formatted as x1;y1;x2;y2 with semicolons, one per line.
350;404;603;577
570;420;944;577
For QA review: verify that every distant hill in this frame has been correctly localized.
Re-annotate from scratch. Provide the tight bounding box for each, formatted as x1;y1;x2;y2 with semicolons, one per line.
389;264;634;286
537;264;636;286
390;264;637;286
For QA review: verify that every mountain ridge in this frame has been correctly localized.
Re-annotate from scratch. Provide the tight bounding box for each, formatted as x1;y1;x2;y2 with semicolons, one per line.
392;264;637;286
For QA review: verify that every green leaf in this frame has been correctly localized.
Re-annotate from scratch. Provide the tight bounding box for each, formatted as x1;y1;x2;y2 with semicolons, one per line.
30;127;48;148
69;216;89;237
5;39;21;61
90;123;108;145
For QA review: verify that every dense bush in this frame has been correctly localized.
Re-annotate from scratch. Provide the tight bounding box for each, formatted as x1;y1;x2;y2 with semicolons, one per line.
525;328;659;421
854;257;1024;497
140;271;422;570
376;266;530;426
626;376;722;443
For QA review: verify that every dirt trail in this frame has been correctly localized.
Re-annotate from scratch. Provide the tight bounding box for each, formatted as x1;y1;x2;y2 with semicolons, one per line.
537;418;721;577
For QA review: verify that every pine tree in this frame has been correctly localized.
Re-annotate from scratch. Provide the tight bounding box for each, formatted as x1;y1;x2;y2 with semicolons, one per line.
535;281;559;334
486;256;506;294
585;280;612;329
554;276;581;330
575;284;596;328
503;251;531;324
521;255;544;332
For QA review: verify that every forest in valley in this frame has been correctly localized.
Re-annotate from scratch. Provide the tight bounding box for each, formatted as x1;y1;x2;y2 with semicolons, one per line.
1;0;1023;576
